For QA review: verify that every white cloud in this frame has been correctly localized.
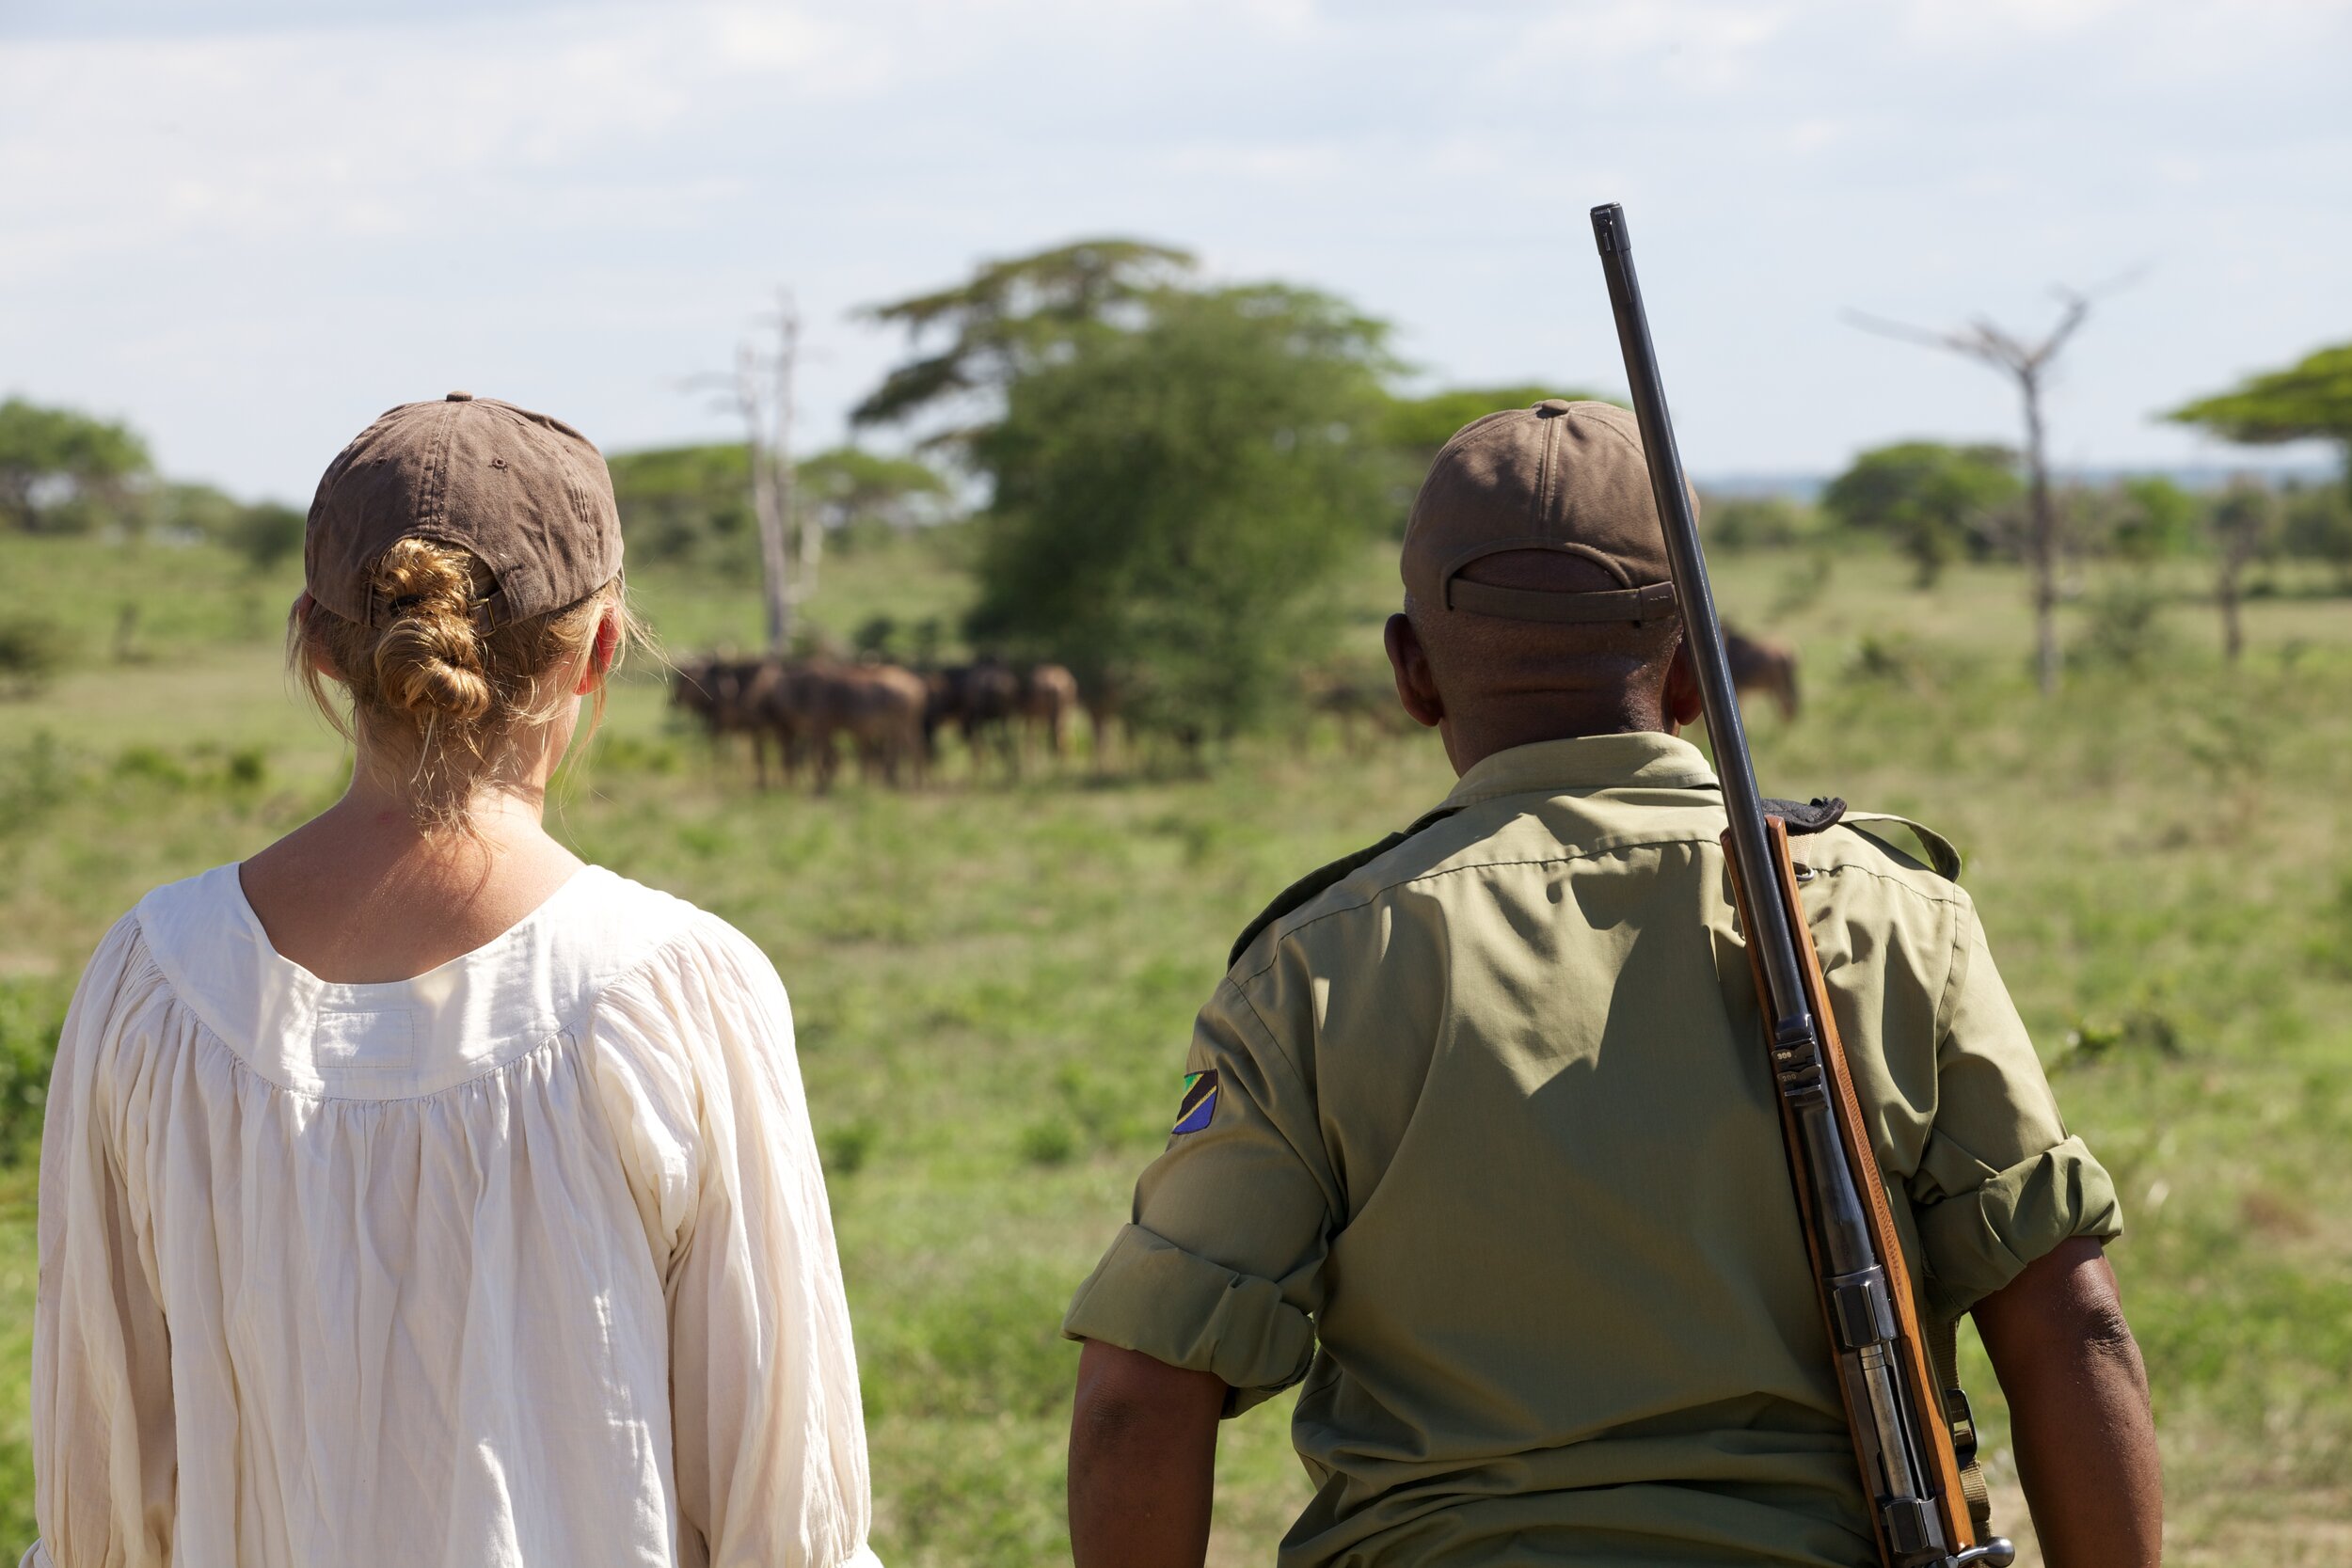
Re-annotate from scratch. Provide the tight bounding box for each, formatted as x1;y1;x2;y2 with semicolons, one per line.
0;0;2345;494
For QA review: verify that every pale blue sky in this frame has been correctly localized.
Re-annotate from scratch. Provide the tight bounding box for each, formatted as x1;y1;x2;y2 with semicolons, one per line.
3;0;2345;501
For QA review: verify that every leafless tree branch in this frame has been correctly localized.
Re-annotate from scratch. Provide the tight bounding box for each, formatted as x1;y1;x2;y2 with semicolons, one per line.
1842;275;2135;694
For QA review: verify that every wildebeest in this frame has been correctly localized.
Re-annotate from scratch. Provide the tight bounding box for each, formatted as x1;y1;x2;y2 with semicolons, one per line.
1015;662;1081;760
1724;627;1800;721
676;650;1114;788
1077;670;1121;773
674;656;927;791
671;657;794;785
920;658;1023;777
797;661;928;792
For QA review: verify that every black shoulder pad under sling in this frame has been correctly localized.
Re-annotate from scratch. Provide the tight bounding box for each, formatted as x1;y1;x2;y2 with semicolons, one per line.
1227;806;1466;972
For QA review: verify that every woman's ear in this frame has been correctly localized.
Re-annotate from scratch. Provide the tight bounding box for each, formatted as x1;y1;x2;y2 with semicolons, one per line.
293;594;342;680
575;610;620;695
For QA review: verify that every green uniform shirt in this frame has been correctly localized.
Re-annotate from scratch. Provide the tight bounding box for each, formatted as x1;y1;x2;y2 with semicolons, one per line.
1064;732;2121;1568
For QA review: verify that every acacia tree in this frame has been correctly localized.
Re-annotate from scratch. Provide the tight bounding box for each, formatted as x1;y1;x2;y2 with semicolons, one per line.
606;444;756;570
1378;385;1611;463
797;449;953;539
0;398;151;533
967;283;1394;742
2169;342;2352;503
852;238;1198;451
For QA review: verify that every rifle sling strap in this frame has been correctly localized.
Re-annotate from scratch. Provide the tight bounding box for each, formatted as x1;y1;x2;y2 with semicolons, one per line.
1924;1310;1995;1540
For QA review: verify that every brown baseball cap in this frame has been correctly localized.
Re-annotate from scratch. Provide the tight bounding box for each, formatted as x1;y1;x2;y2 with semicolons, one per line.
304;391;623;627
1401;398;1679;625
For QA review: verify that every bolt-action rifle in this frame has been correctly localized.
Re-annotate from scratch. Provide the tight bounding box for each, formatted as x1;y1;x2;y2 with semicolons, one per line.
1589;202;2016;1568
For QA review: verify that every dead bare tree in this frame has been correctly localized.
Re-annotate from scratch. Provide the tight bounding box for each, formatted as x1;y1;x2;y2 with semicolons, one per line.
2208;477;2276;663
738;338;793;653
1847;277;2134;695
690;290;805;655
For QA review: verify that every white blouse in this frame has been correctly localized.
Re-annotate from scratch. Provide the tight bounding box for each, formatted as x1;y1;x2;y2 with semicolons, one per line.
27;864;880;1568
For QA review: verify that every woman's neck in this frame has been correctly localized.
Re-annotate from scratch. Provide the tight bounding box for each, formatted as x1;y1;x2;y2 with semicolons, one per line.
238;762;584;985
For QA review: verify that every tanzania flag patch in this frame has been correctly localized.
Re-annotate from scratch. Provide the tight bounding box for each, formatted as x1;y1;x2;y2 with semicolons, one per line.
1171;1070;1219;1135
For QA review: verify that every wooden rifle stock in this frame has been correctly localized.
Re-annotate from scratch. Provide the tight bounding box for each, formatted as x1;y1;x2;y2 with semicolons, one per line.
1726;819;1986;1563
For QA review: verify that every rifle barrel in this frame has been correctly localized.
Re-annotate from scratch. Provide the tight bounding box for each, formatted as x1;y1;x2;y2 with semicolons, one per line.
1588;202;1810;1029
1590;201;1994;1568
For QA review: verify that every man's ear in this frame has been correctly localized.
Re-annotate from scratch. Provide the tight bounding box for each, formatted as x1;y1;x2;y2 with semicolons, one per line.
1384;612;1445;730
1662;641;1705;731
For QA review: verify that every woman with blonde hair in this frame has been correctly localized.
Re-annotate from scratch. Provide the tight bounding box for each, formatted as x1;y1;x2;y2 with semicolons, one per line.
28;394;879;1567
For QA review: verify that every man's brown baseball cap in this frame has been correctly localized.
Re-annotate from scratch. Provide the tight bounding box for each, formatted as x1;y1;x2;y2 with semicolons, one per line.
1401;398;1679;625
304;391;623;627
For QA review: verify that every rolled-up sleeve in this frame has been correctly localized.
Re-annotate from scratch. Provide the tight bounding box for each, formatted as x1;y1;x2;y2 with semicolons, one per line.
1063;975;1337;1414
1909;903;2122;1313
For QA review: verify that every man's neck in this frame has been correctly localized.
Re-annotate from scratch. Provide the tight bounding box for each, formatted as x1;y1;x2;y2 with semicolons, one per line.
1438;704;1673;777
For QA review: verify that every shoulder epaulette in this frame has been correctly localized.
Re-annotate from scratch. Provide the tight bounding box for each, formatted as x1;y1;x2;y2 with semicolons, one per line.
1758;793;1963;881
1227;805;1464;971
1839;811;1964;881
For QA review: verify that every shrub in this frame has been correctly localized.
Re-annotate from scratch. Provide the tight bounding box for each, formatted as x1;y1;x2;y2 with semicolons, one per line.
0;983;60;1165
0;615;72;695
824;1117;880;1177
225;502;306;575
1821;441;2022;586
2280;483;2352;586
1016;1118;1075;1166
2073;575;2172;673
1704;494;1811;552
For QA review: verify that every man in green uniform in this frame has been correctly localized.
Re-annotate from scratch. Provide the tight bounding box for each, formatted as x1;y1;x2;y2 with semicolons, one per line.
1063;401;2162;1567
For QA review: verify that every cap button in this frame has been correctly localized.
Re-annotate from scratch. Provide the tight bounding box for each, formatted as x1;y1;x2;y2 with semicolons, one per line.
1533;397;1573;414
446;389;474;402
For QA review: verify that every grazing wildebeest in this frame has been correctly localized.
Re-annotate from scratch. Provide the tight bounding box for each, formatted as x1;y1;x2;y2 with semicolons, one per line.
1078;671;1121;773
798;661;928;792
1724;627;1800;721
1016;662;1080;762
671;656;791;785
919;665;967;761
922;658;1022;779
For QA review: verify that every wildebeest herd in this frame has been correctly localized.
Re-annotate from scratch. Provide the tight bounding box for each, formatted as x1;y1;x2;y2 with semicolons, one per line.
670;655;1100;791
672;632;1799;791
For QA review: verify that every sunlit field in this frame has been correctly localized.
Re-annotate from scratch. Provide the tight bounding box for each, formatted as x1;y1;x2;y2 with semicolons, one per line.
2;529;2347;1565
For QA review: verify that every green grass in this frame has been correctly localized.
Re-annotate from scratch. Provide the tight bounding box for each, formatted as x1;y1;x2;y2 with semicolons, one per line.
2;531;2348;1564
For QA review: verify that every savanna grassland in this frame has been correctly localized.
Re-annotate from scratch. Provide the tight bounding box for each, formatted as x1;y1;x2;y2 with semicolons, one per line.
1;527;2348;1566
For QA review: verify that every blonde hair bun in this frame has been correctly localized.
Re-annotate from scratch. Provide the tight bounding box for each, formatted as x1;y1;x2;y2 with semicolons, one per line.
370;538;496;723
291;531;637;833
